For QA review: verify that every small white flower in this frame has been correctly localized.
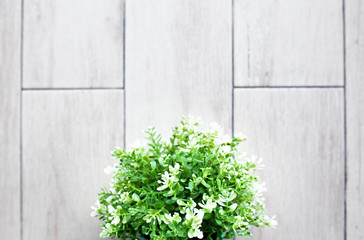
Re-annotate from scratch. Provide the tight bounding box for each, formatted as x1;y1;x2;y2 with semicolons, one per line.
104;165;115;175
90;200;101;217
111;216;120;225
185;208;204;224
198;194;217;213
188;138;198;147
157;171;178;191
233;215;248;229
234;132;246;140
156;185;168;191
209;122;223;133
195;228;203;239
119;192;130;203
164;212;182;224
217;190;237;206
106;195;113;203
169;163;180;174
220;145;231;153
229;203;238;211
108;205;117;215
185;199;197;209
269;216;278;228
188;228;203;239
250;155;265;169
184;207;204;239
100;223;113;238
218;208;224;215
254;182;267;200
107;205;121;226
216;134;230;144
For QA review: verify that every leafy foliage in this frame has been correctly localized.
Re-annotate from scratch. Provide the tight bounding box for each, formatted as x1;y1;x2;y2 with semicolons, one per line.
91;117;276;239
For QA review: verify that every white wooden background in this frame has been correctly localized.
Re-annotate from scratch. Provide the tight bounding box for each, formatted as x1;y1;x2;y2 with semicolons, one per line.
0;0;362;239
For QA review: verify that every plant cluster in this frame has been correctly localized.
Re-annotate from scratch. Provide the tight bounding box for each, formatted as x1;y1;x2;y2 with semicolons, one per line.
91;117;276;240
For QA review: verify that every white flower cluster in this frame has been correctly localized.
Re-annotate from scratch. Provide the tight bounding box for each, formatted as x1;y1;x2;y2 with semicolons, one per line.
156;163;180;191
217;190;237;206
158;153;169;167
143;212;162;225
108;205;120;225
185;207;204;239
94;204;123;238
176;197;217;239
219;162;239;180
105;164;129;188
90;200;102;217
198;194;217;213
233;215;248;229
99;223;113;238
91;190;134;237
187;134;203;149
163;212;182;224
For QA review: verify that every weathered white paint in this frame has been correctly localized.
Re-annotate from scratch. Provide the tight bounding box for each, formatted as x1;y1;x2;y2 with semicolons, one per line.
22;90;124;239
346;0;364;238
125;0;232;146
23;0;124;88
234;89;344;240
0;0;21;239
234;0;343;86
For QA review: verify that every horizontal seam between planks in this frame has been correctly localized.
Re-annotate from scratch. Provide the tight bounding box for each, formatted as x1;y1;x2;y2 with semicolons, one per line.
233;85;344;89
22;87;124;91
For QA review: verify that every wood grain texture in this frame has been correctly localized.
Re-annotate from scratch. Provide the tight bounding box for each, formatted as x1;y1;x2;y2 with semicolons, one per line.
125;0;232;145
0;0;21;239
22;90;124;239
234;0;343;86
234;89;344;240
23;0;124;88
346;0;364;238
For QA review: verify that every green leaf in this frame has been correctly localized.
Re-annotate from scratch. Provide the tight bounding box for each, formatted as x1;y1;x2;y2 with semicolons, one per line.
150;161;157;170
178;184;184;192
217;179;221;189
132;193;140;202
201;179;211;188
165;199;175;204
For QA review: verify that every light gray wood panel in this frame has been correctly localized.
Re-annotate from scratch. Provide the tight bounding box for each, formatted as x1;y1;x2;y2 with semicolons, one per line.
234;89;344;240
125;0;232;145
22;90;124;239
0;0;21;239
346;0;364;238
23;0;124;88
234;0;343;86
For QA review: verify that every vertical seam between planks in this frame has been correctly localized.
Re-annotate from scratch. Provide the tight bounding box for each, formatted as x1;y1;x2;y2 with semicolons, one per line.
342;0;347;238
20;0;24;239
123;0;126;150
232;0;235;141
232;0;235;238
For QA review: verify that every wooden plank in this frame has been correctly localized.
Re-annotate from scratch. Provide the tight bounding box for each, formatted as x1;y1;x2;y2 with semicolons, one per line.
234;89;344;240
234;0;343;86
346;0;364;238
125;0;232;145
0;0;21;239
23;0;124;88
22;90;124;239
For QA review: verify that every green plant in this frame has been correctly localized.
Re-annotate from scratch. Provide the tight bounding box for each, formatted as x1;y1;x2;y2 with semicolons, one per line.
91;117;276;240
